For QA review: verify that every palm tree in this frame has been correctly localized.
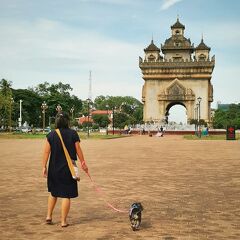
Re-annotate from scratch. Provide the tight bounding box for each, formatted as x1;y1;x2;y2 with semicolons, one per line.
0;78;12;96
0;79;13;129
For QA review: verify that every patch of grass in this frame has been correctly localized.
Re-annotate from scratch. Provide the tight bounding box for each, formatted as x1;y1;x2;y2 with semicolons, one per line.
77;132;128;140
184;134;240;140
0;132;128;140
0;132;47;139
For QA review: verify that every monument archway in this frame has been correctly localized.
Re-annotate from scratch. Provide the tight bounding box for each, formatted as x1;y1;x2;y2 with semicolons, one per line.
139;18;215;125
158;78;195;124
166;102;187;124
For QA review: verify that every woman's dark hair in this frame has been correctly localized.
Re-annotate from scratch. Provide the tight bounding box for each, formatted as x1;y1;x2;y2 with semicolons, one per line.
55;112;70;129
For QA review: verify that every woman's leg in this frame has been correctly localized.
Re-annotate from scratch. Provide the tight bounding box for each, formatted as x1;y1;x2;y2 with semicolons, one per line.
61;198;70;226
46;194;57;220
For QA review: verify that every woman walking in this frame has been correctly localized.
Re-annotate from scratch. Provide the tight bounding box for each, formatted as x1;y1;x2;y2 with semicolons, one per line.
42;112;88;227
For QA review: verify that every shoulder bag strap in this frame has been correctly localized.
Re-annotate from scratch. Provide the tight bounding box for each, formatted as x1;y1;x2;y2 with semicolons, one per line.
55;129;76;179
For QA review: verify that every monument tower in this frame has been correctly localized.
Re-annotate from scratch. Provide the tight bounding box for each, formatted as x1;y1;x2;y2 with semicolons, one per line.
139;18;215;124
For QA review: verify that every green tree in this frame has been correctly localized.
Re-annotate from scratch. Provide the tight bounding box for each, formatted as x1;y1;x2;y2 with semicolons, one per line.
92;114;110;128
0;79;12;96
114;112;129;129
12;89;43;127
213;104;240;129
0;93;3;109
81;99;93;117
94;95;143;125
0;79;13;129
94;95;107;109
32;82;82;124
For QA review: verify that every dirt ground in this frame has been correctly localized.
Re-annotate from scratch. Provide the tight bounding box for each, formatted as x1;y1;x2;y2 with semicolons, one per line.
0;135;239;240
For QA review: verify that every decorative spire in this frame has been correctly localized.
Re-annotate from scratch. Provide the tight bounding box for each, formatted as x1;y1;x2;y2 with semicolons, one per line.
171;17;185;29
195;36;210;51
144;39;160;52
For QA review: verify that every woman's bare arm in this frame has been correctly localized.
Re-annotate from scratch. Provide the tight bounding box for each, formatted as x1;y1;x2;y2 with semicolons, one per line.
75;141;88;173
42;140;51;177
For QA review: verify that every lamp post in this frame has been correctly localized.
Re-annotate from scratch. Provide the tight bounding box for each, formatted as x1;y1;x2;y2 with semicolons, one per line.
197;97;202;137
41;101;48;133
195;105;199;135
48;116;55;127
86;98;91;138
112;106;117;135
106;104;109;135
56;104;62;113
9;97;14;132
18;99;23;128
196;103;200;137
70;106;74;122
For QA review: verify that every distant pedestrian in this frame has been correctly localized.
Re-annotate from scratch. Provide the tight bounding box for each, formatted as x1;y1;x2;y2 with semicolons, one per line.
160;126;164;137
160;126;163;133
206;127;209;136
124;125;129;134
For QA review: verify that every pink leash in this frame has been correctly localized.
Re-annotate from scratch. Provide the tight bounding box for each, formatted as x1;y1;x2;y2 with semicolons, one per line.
85;171;128;213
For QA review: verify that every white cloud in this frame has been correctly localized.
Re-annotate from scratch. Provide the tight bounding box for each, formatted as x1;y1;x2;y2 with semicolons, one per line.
0;18;143;100
161;0;183;10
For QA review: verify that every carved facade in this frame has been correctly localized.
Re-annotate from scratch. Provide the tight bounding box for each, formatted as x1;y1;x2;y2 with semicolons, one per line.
139;18;215;124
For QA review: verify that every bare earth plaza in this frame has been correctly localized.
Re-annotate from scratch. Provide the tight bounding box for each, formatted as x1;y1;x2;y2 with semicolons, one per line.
1;1;240;240
0;135;239;239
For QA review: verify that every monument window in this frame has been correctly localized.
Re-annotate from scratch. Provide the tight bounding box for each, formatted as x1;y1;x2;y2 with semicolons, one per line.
174;42;181;47
148;54;156;62
175;30;180;35
199;54;206;61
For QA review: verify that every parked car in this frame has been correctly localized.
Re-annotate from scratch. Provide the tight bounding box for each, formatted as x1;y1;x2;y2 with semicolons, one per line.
14;127;31;133
20;127;32;133
44;127;51;133
35;128;43;132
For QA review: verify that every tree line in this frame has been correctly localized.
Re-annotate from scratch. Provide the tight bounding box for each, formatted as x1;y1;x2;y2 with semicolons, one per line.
3;78;238;130
0;79;143;130
213;104;240;129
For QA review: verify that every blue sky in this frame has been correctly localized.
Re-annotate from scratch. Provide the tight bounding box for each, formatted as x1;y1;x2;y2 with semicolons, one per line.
1;0;240;122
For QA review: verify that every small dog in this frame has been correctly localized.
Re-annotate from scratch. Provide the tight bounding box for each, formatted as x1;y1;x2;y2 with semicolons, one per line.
129;202;143;231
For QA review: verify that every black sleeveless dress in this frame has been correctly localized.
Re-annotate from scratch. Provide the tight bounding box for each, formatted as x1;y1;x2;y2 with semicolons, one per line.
47;128;80;198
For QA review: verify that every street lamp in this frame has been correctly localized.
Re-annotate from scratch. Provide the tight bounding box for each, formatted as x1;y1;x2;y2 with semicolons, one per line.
86;98;91;138
19;99;23;127
41;101;48;133
70;106;75;121
48;116;55;127
197;97;202;137
112;106;117;135
195;105;199;135
106;104;109;135
56;104;62;113
9;97;14;132
194;106;197;134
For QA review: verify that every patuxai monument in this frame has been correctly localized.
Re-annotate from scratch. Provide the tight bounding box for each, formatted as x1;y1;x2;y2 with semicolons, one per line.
139;18;215;124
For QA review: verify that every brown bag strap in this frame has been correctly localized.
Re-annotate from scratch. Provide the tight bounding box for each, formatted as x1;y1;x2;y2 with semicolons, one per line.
55;129;76;179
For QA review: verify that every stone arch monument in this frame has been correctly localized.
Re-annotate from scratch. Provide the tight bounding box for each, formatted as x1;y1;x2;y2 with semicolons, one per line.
139;18;215;124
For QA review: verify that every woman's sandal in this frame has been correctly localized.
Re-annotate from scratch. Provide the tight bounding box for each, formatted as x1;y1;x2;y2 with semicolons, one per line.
61;223;69;228
46;219;53;225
